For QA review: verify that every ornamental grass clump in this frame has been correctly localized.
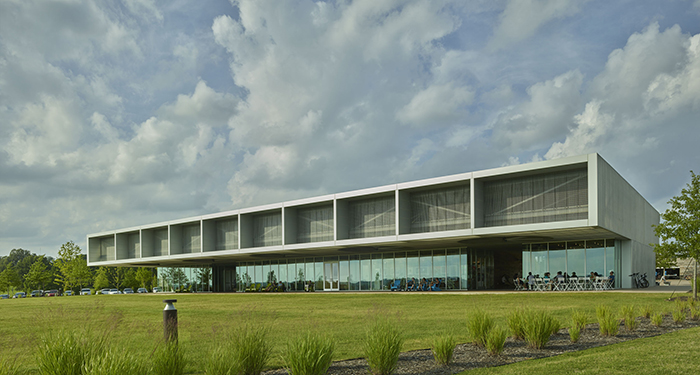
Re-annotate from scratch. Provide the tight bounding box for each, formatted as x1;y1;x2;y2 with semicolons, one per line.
651;312;664;327
363;317;403;375
205;343;238;375
85;348;145;375
570;310;589;331
690;305;700;321
596;305;619;336
672;308;686;324
522;310;560;349
284;332;335;375
568;324;581;343
37;330;107;375
466;310;495;347
506;308;527;340
620;305;638;331
485;326;507;356
431;333;456;367
231;324;272;375
640;305;653;319
150;340;187;375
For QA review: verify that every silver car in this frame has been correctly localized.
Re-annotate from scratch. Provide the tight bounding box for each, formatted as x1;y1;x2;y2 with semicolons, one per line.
108;288;121;295
80;288;91;295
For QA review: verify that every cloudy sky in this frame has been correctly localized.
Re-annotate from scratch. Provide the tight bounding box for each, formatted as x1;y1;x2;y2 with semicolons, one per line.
1;0;700;258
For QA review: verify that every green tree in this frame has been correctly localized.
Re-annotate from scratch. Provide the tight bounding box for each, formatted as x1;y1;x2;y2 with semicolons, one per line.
197;267;212;291
653;171;700;299
24;256;53;291
123;268;138;290
94;267;110;290
54;241;84;292
0;265;21;293
136;267;153;289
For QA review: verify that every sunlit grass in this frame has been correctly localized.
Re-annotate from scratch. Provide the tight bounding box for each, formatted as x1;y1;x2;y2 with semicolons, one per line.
0;292;687;374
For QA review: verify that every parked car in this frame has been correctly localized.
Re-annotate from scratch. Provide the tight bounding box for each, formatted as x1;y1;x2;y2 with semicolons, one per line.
153;287;163;293
123;288;134;294
99;288;110;295
30;290;43;297
137;288;148;293
64;290;73;296
45;290;59;297
0;294;9;299
108;288;121;295
80;288;91;295
13;292;26;298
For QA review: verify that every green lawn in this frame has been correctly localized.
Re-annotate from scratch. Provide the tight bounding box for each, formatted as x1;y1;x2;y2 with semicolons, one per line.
0;292;691;374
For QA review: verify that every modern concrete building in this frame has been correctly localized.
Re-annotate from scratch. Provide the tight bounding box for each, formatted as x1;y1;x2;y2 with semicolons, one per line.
87;153;659;291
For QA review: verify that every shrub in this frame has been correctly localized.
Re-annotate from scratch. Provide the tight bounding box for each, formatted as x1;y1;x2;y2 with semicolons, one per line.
651;312;664;327
284;332;335;375
431;333;456;367
620;305;638;331
672;308;686;324
523;310;560;349
363;317;403;375
150;341;187;375
506;309;527;340
232;325;272;375
568;325;580;343
570;310;589;330
466;310;494;347
640;305;653;319
596;305;619;336
37;330;107;375
485;326;507;356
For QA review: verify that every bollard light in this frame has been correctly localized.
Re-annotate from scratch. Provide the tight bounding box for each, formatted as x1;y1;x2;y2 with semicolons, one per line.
163;299;178;342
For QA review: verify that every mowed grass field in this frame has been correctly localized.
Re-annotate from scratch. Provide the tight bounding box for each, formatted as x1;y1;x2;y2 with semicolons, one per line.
0;291;694;374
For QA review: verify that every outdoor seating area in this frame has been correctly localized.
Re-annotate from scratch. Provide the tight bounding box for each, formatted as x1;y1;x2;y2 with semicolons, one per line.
392;278;443;292
514;274;614;291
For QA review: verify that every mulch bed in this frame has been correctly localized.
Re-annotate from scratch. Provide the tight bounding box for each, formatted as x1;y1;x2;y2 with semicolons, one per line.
265;315;700;375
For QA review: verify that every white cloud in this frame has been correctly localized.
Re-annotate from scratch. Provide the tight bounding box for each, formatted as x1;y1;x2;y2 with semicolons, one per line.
489;0;584;50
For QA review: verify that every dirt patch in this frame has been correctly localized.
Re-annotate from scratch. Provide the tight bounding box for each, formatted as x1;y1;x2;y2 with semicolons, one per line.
265;316;700;375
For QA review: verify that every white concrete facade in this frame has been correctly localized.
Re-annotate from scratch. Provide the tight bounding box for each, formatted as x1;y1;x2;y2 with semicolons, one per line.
87;153;659;289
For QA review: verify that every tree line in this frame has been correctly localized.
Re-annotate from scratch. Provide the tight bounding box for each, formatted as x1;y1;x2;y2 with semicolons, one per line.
0;241;156;294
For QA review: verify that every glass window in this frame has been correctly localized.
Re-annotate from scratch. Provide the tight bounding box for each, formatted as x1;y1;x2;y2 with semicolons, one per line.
420;250;432;281
315;258;324;290
348;196;396;238
460;250;469;289
339;257;349;291
262;263;271;285
383;256;394;290
254;263;263;285
360;255;371;290
349;255;360;291
371;254;383;290
297;204;334;243
586;240;605;276
605;239;615;276
567;242;585;278
410;185;470;233
433;250;446;289
407;252;419;281
549;249;566;275
253;212;282;247
394;253;406;290
305;258;315;286
531;244;547;277
446;249;460;290
279;260;287;288
521;245;530;276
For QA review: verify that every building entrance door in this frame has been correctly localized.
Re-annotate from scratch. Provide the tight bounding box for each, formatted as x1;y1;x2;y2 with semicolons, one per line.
324;261;339;291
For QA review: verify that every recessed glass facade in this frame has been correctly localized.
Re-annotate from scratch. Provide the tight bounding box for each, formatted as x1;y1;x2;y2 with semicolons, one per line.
232;248;494;291
521;239;618;285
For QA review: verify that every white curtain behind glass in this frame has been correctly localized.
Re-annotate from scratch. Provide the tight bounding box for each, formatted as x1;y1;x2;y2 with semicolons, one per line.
349;196;395;239
216;219;238;250
254;213;282;247
154;229;168;256
297;205;333;243
182;224;201;253
410;185;470;233
483;169;587;226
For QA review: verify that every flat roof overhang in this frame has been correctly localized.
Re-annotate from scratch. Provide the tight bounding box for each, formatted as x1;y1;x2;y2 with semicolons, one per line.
90;222;624;268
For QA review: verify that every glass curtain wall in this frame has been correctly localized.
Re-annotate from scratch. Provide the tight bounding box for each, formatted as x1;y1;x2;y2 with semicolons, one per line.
297;205;334;243
483;169;588;226
521;239;617;278
157;267;213;292
348;196;395;238
253;212;282;247
233;248;501;292
215;219;238;251
182;224;201;253
410;185;470;233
